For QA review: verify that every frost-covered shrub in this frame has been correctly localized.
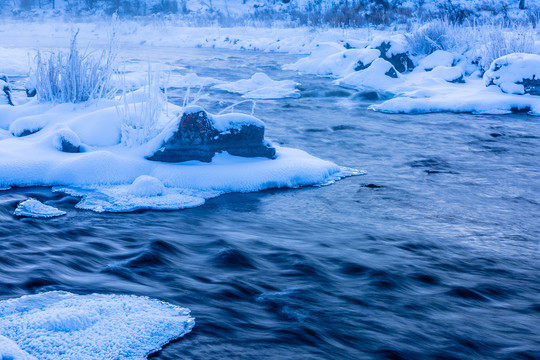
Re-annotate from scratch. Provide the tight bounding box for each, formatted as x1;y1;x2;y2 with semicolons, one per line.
475;25;537;72
32;31;117;103
406;20;452;55
119;68;167;146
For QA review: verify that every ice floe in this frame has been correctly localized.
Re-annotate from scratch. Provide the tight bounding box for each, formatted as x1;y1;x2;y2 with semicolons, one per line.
14;198;66;218
214;72;299;99
0;291;194;360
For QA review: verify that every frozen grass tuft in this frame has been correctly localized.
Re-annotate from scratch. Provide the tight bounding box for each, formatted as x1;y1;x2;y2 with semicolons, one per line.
407;20;538;71
32;30;117;103
119;66;168;147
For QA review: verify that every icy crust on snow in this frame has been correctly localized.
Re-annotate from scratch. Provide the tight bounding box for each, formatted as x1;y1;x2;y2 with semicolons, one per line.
0;101;357;212
484;53;540;94
14;198;66;218
0;291;194;360
214;73;300;99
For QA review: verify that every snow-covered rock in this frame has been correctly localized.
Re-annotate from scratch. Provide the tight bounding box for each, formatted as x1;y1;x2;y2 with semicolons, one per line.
337;58;400;96
14;198;66;218
369;34;414;73
284;48;380;78
148;105;275;163
51;126;81;153
0;291;194;360
484;53;540;95
416;50;456;71
214;72;299;99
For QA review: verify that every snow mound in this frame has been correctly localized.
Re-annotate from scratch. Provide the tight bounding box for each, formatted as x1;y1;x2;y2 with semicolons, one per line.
369;34;410;57
416;50;456;71
337;58;400;95
484;53;540;95
284;48;380;78
14;198;66;218
0;291;194;360
214;72;299;99
370;78;540;115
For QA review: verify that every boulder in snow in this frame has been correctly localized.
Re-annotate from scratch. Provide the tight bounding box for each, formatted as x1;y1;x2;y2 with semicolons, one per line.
370;35;414;73
53;127;81;153
484;53;540;95
338;58;400;96
148;106;276;163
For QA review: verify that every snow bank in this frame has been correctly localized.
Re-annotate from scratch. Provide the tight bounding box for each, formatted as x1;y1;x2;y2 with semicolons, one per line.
0;100;360;212
415;50;456;71
370;78;540;115
214;72;299;99
14;198;66;218
284;48;380;78
484;53;540;95
0;291;194;360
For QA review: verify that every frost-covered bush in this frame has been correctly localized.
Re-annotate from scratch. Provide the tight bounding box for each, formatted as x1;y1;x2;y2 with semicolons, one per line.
119;68;167;146
475;25;537;72
406;20;452;55
32;31;117;103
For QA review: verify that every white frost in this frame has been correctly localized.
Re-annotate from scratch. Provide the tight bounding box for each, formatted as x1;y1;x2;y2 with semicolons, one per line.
0;291;194;360
14;198;66;218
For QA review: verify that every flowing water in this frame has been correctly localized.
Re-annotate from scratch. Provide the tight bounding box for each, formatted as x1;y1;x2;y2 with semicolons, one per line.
1;48;540;359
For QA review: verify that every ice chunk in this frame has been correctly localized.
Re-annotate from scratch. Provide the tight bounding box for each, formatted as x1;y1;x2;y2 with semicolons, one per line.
0;291;194;360
14;198;66;218
214;72;299;99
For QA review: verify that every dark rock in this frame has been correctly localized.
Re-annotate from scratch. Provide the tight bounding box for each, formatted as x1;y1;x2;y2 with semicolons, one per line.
363;184;383;188
375;41;414;73
384;66;398;78
61;138;80;153
520;78;540;96
354;60;370;71
18;129;41;137
1;76;14;106
148;106;276;163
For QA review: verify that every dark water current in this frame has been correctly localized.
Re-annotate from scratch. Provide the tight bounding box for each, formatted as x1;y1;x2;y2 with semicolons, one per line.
1;48;540;359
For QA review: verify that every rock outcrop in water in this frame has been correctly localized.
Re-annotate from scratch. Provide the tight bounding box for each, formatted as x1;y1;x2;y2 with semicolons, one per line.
148;106;276;163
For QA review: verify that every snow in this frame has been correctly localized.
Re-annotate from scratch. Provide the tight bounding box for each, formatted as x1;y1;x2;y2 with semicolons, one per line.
214;72;299;99
337;58;400;95
369;34;410;57
285;48;380;78
0;100;359;213
484;53;540;95
370;78;540;115
415;50;456;71
0;291;194;360
14;198;66;218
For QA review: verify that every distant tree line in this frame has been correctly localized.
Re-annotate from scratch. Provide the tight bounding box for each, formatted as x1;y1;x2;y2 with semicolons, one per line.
3;0;185;15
